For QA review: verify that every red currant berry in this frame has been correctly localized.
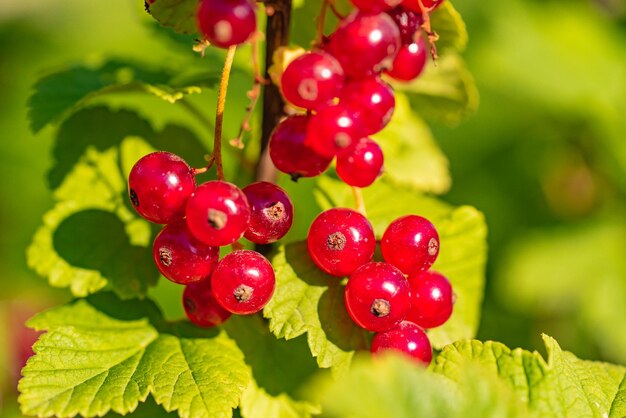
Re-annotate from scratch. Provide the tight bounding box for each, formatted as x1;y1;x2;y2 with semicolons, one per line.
281;51;345;110
197;0;257;48
371;320;432;364
325;11;401;78
336;137;384;188
349;0;402;13
153;220;219;284
381;215;440;275
242;182;294;244
307;208;376;277
185;180;250;247
269;115;333;179
211;250;275;314
407;270;453;328
340;77;395;135
401;0;444;13
344;262;411;332
183;281;232;327
128;151;196;224
306;103;364;158
385;36;428;81
386;6;423;44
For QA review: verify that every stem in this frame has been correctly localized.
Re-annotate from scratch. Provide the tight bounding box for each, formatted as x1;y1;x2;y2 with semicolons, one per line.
352;186;367;216
214;45;237;181
192;155;215;175
315;0;329;46
258;0;292;184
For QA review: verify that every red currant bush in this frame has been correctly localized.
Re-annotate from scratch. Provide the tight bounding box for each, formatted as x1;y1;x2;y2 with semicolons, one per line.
381;214;440;275
185;180;251;247
350;0;402;13
402;0;445;12
336;137;384;188
340;77;395;135
128;151;196;224
306;103;364;158
183;280;232;327
211;250;276;314
344;262;411;332
407;270;454;328
307;208;376;277
269;115;333;179
242;181;294;244
386;6;423;44
197;0;257;48
280;51;345;110
325;11;401;78
152;219;219;285
371;320;432;364
386;35;428;81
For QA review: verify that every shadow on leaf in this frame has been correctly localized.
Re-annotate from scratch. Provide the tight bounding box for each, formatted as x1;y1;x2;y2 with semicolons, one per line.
53;209;159;298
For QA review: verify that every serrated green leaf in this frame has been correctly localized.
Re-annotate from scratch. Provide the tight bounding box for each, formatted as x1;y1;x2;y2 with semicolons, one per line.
393;53;479;125
307;352;532;418
18;293;250;418
431;2;468;53
433;335;626;418
27;145;158;299
374;93;450;194
49;106;208;190
224;315;321;418
314;177;487;348
240;381;320;418
264;242;370;376
103;395;177;417
149;0;200;36
28;60;217;133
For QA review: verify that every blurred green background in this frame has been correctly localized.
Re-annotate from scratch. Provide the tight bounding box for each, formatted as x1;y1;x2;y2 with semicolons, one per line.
1;0;625;416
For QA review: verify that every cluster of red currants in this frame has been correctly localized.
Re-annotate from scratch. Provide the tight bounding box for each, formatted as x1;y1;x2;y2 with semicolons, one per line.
127;151;294;326
307;208;454;365
269;0;439;185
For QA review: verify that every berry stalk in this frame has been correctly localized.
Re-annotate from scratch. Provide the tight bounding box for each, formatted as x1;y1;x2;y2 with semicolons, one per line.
214;45;237;181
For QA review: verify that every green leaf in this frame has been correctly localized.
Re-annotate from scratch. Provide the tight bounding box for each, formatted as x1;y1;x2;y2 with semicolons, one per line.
264;242;370;376
27;144;159;299
49;106;208;189
431;2;469;53
433;335;626;418
239;380;320;418
28;60;217;133
225;314;321;418
149;0;200;36
307;352;532;418
393;53;479;125
18;293;250;418
373;93;450;194
314;177;487;348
